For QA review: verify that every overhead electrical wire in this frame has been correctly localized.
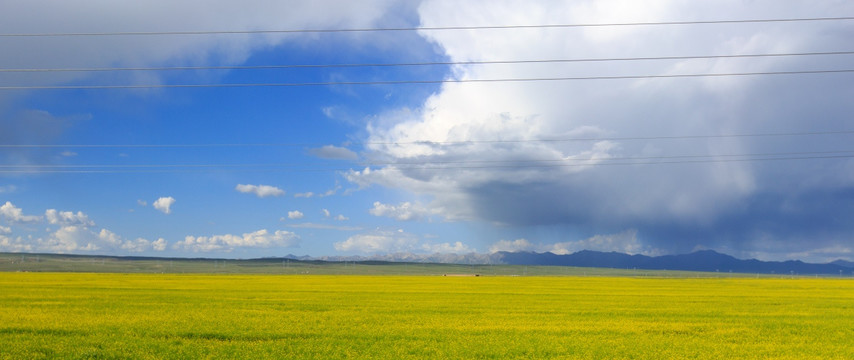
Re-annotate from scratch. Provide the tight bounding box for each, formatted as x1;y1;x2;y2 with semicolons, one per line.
1;16;852;37
3;149;854;173
4;149;854;169
3;130;854;148
2;51;852;73
1;68;853;90
2;16;852;174
2;152;853;174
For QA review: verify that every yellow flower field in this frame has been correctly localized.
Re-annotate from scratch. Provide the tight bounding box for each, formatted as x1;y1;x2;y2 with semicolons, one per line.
1;273;852;359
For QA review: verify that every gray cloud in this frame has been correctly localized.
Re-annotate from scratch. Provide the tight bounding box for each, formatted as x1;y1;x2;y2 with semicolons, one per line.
349;0;854;260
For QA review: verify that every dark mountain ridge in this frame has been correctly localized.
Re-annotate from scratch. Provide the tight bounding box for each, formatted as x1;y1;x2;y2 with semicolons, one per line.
497;250;852;275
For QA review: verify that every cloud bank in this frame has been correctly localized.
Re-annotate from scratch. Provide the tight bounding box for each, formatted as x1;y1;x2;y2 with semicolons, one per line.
348;0;854;259
174;229;300;252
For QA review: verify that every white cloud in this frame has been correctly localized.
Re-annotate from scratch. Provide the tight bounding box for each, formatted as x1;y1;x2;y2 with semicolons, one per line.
0;235;32;252
348;0;854;257
421;241;474;254
99;229;167;253
283;222;363;231
489;239;535;253
0;185;17;193
151;238;167;251
235;184;285;198
45;209;95;227
287;210;304;220
174;229;300;252
334;229;418;253
0;202;42;224
137;200;147;207
153;197;175;214
60;151;77;157
369;201;437;221
334;214;349;221
294;186;340;199
487;230;658;256
41;226;101;253
0;0;403;91
322;209;331;217
308;145;359;160
320;186;340;197
0;203;164;254
547;230;654;255
121;237;168;252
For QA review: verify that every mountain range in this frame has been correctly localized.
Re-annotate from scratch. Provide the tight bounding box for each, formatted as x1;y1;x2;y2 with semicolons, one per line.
495;250;853;275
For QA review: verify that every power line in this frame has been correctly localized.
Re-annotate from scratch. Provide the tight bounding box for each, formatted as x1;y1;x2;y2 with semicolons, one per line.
2;68;852;90
2;153;852;174
2;16;853;37
4;130;853;148
4;150;853;169
3;51;853;73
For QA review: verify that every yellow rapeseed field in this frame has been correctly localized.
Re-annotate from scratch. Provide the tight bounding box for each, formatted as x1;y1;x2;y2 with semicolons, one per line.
1;273;852;359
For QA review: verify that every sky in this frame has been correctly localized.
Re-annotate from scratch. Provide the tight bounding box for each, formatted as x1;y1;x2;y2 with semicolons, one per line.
1;0;854;262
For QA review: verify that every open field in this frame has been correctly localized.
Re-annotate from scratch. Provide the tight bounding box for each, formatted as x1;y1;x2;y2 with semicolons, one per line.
1;273;852;359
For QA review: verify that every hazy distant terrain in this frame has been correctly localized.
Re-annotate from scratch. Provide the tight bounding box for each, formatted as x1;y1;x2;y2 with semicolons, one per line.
2;251;851;277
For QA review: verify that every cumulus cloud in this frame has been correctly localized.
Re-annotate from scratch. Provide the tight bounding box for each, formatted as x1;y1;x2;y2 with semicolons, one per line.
40;226;101;252
45;209;95;227
174;229;300;252
12;226;165;254
369;201;438;221
489;239;536;253
349;0;854;257
153;197;175;214
334;229;474;254
283;222;363;231
421;241;474;254
121;237;168;252
0;203;165;254
97;229;167;253
0;234;32;252
0;202;42;224
546;229;656;256
488;230;659;256
308;145;359;160
287;210;304;220
235;184;285;198
334;229;418;253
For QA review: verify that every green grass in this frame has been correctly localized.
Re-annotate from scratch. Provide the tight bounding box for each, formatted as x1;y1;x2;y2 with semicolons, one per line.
1;273;852;359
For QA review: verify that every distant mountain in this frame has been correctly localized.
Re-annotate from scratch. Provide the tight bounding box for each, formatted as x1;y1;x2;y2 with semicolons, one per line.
831;259;854;268
496;250;853;275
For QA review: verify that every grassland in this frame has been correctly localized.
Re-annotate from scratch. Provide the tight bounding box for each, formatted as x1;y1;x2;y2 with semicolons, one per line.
1;272;852;359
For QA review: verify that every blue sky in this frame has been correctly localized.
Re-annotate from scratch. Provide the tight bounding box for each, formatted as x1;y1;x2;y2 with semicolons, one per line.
2;0;854;262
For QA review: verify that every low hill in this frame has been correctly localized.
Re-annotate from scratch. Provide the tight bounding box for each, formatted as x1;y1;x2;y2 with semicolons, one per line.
496;250;852;275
